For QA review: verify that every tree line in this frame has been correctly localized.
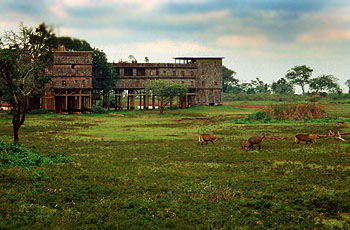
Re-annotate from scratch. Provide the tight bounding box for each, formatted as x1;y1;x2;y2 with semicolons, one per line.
223;65;349;95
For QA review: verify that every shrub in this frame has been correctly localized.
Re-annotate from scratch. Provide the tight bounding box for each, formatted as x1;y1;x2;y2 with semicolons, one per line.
265;104;327;121
308;95;321;102
92;105;109;114
248;111;272;121
0;141;72;167
27;108;50;114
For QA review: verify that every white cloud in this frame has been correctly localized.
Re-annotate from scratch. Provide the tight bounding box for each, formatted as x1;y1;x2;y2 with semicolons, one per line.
217;34;268;47
164;9;230;23
98;40;213;63
135;40;212;54
297;29;350;43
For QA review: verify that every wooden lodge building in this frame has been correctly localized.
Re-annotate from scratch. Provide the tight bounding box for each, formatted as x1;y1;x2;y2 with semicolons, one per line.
40;47;223;113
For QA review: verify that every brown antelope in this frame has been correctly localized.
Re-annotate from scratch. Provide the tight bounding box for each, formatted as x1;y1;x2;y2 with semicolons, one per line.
293;134;318;145
198;134;218;145
241;136;265;150
337;120;345;124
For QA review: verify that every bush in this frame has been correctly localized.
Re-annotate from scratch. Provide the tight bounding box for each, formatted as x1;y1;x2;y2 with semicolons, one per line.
92;105;109;114
265;104;327;121
0;141;72;167
308;95;321;102
27;108;50;114
248;111;272;121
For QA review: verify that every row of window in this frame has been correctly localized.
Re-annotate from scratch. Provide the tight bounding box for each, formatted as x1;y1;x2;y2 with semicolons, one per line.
122;68;196;77
61;80;89;87
133;80;218;87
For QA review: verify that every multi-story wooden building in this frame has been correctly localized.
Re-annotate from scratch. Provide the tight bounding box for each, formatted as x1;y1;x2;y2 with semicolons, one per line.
42;47;93;113
113;57;223;110
41;48;223;112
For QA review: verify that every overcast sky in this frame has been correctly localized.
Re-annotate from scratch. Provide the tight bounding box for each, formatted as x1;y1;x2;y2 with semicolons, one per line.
1;0;349;92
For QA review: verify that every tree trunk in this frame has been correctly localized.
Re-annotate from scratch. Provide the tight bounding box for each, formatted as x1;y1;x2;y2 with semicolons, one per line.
12;98;27;143
301;84;305;95
160;97;164;114
13;124;20;143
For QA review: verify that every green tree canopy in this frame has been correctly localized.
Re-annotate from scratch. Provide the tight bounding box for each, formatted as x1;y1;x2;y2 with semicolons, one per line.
250;77;270;93
285;65;313;95
345;79;350;93
271;78;294;94
309;74;340;94
145;80;187;114
222;65;238;93
0;23;56;142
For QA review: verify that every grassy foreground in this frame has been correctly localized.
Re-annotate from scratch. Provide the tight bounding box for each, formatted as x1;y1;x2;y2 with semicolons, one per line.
1;105;350;229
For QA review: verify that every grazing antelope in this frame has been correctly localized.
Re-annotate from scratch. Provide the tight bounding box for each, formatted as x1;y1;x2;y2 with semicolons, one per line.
337;120;345;124
198;134;218;145
241;136;265;151
293;134;318;145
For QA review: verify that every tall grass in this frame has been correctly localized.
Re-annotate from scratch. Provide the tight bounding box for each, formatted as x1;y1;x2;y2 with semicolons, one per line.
265;104;328;120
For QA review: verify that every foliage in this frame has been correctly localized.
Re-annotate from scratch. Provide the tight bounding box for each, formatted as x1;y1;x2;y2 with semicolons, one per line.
285;65;313;95
145;80;187;114
92;48;118;94
56;36;92;51
265;103;328;120
27;108;50;114
222;65;238;93
271;78;294;94
144;56;149;63
309;74;340;94
0;23;56;142
128;54;136;63
307;95;321;102
250;77;270;93
92;105;109;114
0;141;71;167
345;79;350;93
247;110;272;121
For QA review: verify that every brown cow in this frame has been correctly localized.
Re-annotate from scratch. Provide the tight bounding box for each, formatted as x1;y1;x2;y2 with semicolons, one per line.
241;136;265;150
337;120;345;124
198;134;218;145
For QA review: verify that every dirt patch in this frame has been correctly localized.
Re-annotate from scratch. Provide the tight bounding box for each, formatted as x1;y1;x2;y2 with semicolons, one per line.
227;104;267;110
109;113;125;117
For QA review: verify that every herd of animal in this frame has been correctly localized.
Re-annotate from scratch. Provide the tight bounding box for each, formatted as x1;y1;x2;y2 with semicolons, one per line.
198;120;347;151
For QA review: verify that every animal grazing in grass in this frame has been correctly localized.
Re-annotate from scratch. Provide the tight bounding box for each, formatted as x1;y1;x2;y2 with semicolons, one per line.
241;136;265;150
293;134;318;145
337;120;345;124
198;134;218;145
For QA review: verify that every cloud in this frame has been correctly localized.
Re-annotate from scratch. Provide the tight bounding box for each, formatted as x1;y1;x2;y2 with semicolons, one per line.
297;29;350;43
134;40;212;54
217;34;268;47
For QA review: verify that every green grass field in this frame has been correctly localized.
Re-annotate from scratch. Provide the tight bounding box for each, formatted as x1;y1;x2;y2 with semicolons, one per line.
1;103;350;229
